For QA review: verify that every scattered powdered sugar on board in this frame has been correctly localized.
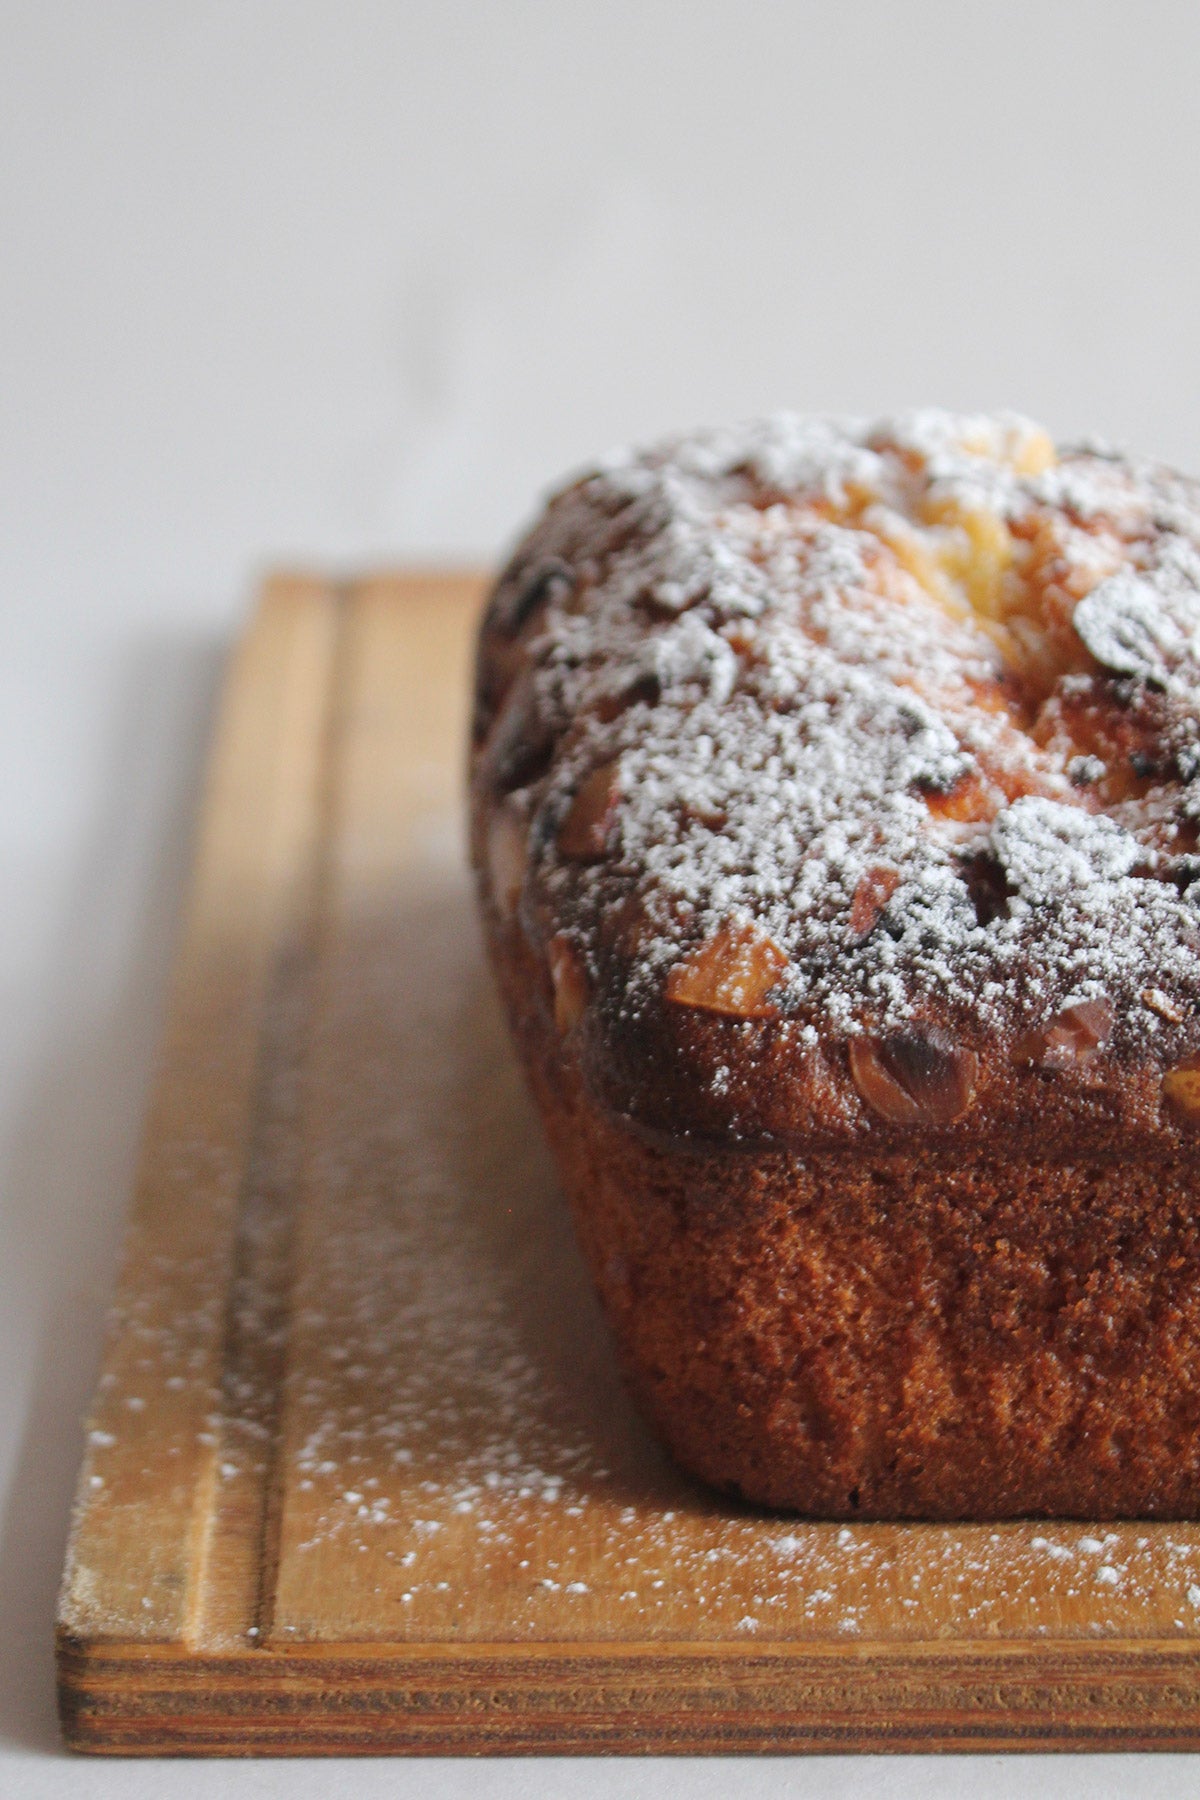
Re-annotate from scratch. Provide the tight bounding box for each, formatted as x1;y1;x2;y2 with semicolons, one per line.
66;545;1200;1648
67;761;1200;1646
249;863;1200;1644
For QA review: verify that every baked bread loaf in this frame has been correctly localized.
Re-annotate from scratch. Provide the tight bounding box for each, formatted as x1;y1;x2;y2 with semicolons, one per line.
470;411;1200;1519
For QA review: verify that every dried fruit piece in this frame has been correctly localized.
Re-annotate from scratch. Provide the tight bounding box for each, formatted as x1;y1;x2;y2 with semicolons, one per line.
848;866;900;939
666;920;788;1019
1013;998;1113;1071
1164;1054;1200;1120
486;802;528;921
559;762;621;861
548;934;589;1033
849;1032;978;1126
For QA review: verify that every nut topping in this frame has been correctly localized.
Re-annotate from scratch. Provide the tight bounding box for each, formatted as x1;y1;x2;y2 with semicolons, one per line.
1013;997;1113;1071
548;934;589;1033
848;865;900;939
477;413;1200;1135
559;761;621;861
1143;988;1186;1025
1164;1054;1200;1120
665;919;788;1018
849;1032;979;1125
486;802;528;921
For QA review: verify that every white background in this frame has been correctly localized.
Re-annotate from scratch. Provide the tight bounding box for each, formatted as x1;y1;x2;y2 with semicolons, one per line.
3;2;1200;1792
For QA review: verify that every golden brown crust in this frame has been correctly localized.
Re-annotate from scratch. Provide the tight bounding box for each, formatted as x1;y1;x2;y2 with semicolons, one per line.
486;908;1200;1519
471;411;1200;1516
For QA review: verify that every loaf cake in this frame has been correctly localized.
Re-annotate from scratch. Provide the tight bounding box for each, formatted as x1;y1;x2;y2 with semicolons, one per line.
469;410;1200;1519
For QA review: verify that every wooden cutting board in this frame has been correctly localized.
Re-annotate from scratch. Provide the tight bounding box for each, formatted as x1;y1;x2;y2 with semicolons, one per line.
56;572;1200;1755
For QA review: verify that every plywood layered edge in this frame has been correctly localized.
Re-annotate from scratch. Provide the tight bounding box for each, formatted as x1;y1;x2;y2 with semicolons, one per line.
54;1638;1200;1755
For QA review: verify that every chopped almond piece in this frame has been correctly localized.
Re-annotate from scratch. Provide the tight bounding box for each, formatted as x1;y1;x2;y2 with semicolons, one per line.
548;934;589;1033
559;762;621;861
849;1033;978;1126
665;920;788;1019
1013;998;1113;1071
1143;988;1186;1025
848;866;900;939
486;803;528;921
1164;1055;1200;1121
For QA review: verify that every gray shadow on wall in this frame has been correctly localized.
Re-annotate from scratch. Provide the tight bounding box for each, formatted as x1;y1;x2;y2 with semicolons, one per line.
0;630;225;1753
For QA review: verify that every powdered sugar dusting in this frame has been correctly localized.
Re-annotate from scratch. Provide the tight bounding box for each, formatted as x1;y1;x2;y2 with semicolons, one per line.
991;798;1143;895
479;411;1200;1070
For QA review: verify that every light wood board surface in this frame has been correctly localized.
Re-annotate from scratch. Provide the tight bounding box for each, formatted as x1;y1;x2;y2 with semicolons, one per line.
56;573;1200;1754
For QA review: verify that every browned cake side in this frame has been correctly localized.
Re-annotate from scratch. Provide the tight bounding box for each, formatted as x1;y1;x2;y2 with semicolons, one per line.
469;411;1200;1519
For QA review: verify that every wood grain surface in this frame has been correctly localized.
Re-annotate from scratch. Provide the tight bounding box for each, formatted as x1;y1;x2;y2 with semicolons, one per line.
56;573;1200;1754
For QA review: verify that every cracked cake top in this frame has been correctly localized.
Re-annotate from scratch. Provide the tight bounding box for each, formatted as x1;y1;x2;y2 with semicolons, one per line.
472;411;1200;1149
